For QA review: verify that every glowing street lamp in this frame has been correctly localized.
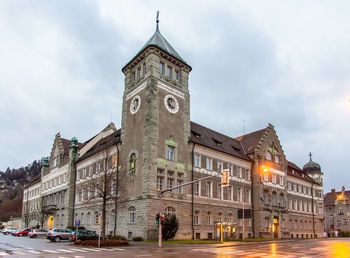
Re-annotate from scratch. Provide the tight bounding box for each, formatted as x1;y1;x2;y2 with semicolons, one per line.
337;194;344;201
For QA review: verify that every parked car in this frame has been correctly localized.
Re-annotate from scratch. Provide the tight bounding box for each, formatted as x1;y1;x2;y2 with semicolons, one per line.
47;228;72;242
2;228;17;235
71;230;101;241
28;229;48;238
13;228;32;237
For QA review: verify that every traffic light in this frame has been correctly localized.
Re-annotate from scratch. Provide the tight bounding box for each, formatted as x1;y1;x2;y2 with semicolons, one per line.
155;213;160;224
160;214;165;224
96;215;101;225
221;169;229;186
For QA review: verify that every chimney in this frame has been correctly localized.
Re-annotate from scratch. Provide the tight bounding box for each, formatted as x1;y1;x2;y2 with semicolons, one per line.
331;189;336;193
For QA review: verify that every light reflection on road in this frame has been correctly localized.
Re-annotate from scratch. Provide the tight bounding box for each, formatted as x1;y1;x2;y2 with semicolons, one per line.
325;241;350;258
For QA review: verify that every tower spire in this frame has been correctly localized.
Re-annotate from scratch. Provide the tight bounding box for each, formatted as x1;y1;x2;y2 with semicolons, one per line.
156;11;159;31
309;152;312;161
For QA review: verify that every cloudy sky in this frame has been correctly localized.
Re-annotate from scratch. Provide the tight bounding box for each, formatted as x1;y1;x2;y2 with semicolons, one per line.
1;0;349;192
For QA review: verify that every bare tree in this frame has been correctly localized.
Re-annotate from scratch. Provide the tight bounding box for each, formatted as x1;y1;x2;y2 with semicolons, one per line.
82;149;118;240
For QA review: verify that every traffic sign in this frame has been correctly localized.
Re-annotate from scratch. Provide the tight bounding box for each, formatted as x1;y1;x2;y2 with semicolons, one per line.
74;220;80;227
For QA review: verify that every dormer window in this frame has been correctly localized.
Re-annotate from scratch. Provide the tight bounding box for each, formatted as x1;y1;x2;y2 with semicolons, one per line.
212;138;222;146
132;71;136;81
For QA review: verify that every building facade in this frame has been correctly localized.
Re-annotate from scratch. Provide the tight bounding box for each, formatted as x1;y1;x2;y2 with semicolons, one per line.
324;187;350;236
22;18;324;240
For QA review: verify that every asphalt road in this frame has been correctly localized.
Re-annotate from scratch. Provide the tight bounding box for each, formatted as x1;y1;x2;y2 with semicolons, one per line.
1;234;350;258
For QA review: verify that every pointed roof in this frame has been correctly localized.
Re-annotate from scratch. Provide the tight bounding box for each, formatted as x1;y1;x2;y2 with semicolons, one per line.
122;15;191;71
235;128;268;155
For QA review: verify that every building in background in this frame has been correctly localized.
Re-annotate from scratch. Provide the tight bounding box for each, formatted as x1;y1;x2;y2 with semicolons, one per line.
22;17;324;240
324;187;350;236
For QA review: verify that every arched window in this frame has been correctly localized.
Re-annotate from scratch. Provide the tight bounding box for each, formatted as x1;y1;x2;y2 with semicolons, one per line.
129;153;136;172
129;206;136;224
194;210;200;225
279;193;284;207
272;191;277;206
87;212;91;226
164;207;176;216
207;212;212;225
266;151;272;161
275;155;280;164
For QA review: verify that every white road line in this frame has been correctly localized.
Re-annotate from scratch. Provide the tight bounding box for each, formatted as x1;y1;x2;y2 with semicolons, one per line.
0;252;9;256
134;255;152;257
12;251;26;255
28;250;42;254
110;248;126;251
69;248;89;253
80;248;101;252
56;249;75;253
42;249;59;253
94;248;111;251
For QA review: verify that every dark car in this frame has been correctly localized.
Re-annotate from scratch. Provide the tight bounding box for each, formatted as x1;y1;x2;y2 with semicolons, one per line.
13;228;32;237
47;228;72;242
71;230;101;241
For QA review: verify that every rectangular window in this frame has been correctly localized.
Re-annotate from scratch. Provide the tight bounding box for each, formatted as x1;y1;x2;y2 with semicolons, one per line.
206;181;212;198
157;168;164;174
83;168;87;178
227;164;233;176
247;169;251;180
143;62;146;75
167;178;174;191
166;65;172;77
217;161;222;172
246;189;251;204
237;166;242;178
132;71;136;81
228;186;233;201
237;187;242;202
157;176;164;190
167;146;175;160
205;157;212;170
217;183;222;199
264;172;268;182
159;62;164;74
194;180;200;196
175;70;179;81
167;170;175;177
177;180;183;194
272;174;276;184
194;154;200;167
137;66;141;78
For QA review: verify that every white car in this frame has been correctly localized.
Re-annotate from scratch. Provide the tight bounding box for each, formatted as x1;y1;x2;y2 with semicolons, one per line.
28;229;48;238
2;227;18;235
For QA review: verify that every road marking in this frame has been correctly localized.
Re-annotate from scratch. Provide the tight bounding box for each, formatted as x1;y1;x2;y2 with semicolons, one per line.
69;248;89;252
134;255;151;257
0;252;9;256
80;248;101;252
12;251;26;255
28;250;42;254
110;248;126;251
94;248;111;251
56;249;75;253
43;249;60;253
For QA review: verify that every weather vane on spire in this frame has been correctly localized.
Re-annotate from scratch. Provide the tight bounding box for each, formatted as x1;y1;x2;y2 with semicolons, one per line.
156;10;159;30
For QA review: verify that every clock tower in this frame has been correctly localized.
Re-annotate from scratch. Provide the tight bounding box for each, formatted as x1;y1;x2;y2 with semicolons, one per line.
119;15;192;239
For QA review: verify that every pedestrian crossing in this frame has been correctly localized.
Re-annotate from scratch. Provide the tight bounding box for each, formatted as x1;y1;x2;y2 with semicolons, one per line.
0;247;126;256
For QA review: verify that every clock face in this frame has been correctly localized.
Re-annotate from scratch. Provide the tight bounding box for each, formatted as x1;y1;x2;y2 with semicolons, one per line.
130;95;141;114
164;95;179;114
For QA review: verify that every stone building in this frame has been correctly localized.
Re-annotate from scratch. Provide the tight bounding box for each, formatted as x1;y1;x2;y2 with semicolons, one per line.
23;18;324;240
324;187;350;236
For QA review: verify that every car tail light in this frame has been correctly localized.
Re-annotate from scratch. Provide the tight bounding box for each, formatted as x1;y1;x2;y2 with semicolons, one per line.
73;235;76;239
49;232;52;236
